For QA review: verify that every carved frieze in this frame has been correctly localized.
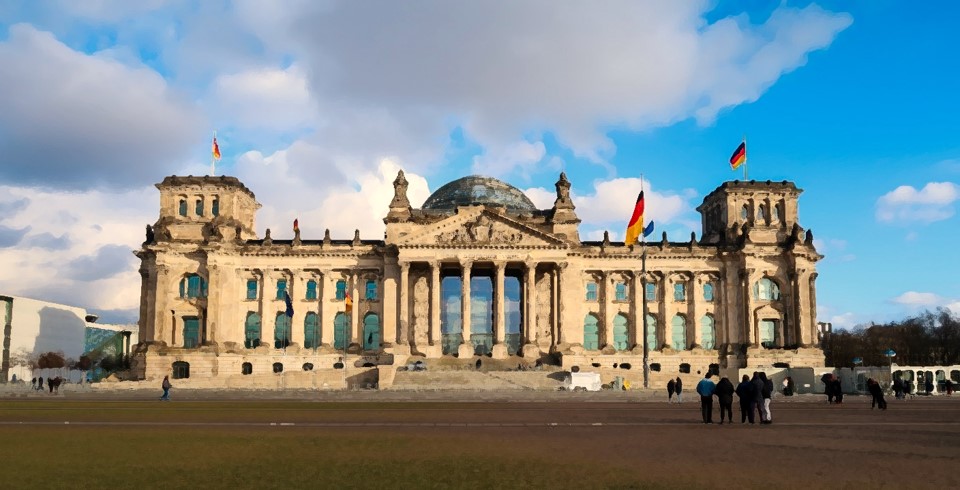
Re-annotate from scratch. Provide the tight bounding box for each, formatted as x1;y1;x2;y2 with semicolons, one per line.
436;214;523;245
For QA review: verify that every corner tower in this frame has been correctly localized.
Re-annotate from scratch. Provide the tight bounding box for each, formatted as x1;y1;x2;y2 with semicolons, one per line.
152;176;261;243
697;180;803;245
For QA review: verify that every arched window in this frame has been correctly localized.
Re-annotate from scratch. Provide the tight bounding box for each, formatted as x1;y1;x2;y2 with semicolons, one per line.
615;282;628;301
613;314;629;351
754;278;781;300
304;312;320;349
363;313;381;350
333;312;349;350
241;362;253;375
757;204;766;221
306;280;318;300
335;280;347;300
583;314;600;350
302;363;314;371
195;198;204;217
272;362;283;373
274;313;291;349
740;204;748;220
211;197;219;217
646;314;657;350
365;280;378;300
703;283;714;302
178;198;187;217
701;315;715;350
172;361;190;379
772;202;781;221
244;312;261;348
179;274;207;299
645;283;656;301
671;315;686;350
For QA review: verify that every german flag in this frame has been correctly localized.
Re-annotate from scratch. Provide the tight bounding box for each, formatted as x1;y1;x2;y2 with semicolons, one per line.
624;191;645;245
212;135;222;160
729;141;746;169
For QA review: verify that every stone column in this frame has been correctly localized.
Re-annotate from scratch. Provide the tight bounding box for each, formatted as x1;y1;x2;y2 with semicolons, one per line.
556;262;569;344
603;271;613;349
399;262;410;344
741;269;755;346
524;261;537;345
460;260;473;348
631;270;642;349
431;262;442;345
805;272;818;346
290;272;305;348
153;264;173;345
320;270;333;347
350;270;361;345
494;261;506;344
551;264;559;349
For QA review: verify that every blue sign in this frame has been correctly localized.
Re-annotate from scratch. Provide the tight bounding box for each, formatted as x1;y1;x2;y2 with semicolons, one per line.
852;357;863;364
884;349;896;357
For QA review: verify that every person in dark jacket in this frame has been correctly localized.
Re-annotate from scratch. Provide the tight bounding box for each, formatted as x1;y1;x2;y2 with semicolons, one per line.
868;378;887;410
751;373;766;423
714;376;735;424
735;375;755;424
696;373;716;424
675;377;684;403
823;373;835;403
832;378;843;404
760;372;773;424
667;378;676;403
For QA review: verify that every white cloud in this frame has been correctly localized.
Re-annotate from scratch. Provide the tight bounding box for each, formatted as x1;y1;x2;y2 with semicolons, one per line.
829;312;859;330
471;140;546;179
0;24;204;189
211;65;317;131
891;291;943;307
876;182;960;224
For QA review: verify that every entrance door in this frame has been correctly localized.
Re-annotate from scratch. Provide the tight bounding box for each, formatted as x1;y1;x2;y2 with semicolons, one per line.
334;313;349;350
759;320;777;348
183;317;200;348
363;314;381;351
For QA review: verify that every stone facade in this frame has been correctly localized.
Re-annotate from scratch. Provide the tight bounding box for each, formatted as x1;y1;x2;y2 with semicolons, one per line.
132;173;825;387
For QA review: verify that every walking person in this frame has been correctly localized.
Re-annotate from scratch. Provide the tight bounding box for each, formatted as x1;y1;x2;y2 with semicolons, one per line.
37;376;44;392
160;375;172;401
751;372;765;423
760;372;773;424
868;378;887;410
675;377;683;403
735;374;756;424
833;377;844;404
714;376;735;425
667;378;676;403
892;377;904;400
696;373;716;424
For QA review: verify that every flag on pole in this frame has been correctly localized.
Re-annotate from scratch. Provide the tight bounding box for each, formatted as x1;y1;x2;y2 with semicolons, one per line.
345;293;353;313
293;218;299;233
212;135;222;161
643;221;655;238
729;140;746;170
624;191;645;246
284;291;294;318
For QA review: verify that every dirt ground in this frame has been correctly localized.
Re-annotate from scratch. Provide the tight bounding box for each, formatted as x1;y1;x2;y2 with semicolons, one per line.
1;394;958;489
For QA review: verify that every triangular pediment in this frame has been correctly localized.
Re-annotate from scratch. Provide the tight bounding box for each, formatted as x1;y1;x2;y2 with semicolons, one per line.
398;209;566;248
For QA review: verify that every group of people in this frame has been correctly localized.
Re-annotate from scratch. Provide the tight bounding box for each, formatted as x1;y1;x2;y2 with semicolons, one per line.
822;373;844;404
30;376;65;393
693;372;775;425
666;377;684;402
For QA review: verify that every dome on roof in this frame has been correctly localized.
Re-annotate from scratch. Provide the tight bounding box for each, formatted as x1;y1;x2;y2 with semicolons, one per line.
421;175;538;214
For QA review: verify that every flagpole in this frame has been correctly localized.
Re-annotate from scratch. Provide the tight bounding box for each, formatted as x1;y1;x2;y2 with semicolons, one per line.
743;134;748;181
640;174;650;390
211;131;217;177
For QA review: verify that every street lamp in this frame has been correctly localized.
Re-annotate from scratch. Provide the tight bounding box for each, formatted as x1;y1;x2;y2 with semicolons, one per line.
884;349;896;367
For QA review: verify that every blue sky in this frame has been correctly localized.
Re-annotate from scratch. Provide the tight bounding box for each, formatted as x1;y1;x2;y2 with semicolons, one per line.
0;1;957;328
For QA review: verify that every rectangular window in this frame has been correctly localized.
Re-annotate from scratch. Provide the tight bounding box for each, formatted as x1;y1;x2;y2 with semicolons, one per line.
246;279;257;300
187;275;201;298
195;199;204;217
178;199;187;217
211;198;219;217
645;283;656;301
183;317;200;348
335;280;347;301
703;283;714;302
276;279;287;300
585;282;597;301
674;283;686;301
365;280;378;300
615;282;628;301
306;280;318;300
